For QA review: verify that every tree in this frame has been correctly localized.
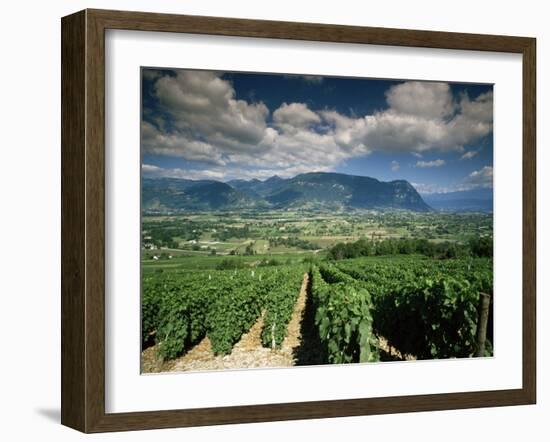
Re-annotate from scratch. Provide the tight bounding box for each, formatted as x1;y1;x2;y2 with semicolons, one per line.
469;236;493;257
244;243;255;256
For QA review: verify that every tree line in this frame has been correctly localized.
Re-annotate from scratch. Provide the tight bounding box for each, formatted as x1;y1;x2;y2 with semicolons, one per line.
328;236;493;260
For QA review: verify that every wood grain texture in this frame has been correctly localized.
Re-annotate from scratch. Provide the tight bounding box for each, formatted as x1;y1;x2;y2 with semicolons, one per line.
60;8;537;433
61;10;86;432
89;8;532;53
522;38;536;404
85;9;107;433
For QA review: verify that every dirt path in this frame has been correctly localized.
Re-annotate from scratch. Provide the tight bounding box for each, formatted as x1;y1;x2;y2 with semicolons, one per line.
142;272;310;373
377;336;417;361
280;273;308;355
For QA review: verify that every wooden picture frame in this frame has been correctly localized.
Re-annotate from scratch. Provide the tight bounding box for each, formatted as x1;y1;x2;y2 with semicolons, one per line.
61;8;536;433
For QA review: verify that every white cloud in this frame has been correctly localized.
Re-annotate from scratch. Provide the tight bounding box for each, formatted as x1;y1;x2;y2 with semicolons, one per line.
142;164;226;181
141;121;225;165
144;71;356;175
273;102;321;133
141;163;327;182
391;160;400;172
443;91;493;147
142;69;162;81
154;70;269;153
411;182;453;194
321;82;493;155
361;111;450;152
413;165;493;194
460;150;478;160
143;71;493;180
461;166;493;189
142;164;163;173
416;159;446;168
385;81;455;120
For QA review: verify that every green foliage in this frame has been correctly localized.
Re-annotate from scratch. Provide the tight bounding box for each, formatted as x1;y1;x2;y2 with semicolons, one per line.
311;265;379;364
142;250;493;364
242;243;255;256
216;258;246;270
206;282;262;354
257;258;282;267
205;268;296;355
269;236;318;250
328;236;489;260
141;276;165;345
142;266;306;359
154;274;217;359
374;277;479;359
261;268;304;348
335;256;493;359
469;235;493;257
213;226;251;241
301;255;320;265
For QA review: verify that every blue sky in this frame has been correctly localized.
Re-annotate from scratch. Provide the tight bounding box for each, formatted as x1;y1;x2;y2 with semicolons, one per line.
141;68;493;194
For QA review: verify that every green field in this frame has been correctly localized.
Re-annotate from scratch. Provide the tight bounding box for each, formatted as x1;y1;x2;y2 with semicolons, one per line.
142;210;492;271
142;253;493;369
141;209;493;371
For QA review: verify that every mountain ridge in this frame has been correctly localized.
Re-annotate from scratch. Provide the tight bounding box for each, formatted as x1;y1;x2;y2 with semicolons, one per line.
142;171;432;212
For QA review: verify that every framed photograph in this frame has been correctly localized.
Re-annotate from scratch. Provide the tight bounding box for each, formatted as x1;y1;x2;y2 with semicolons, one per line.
61;9;536;433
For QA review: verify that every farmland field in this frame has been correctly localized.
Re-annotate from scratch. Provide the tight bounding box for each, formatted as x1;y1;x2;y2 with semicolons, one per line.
141;210;493;373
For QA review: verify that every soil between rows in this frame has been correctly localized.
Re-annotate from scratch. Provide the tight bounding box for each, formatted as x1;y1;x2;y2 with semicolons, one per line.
141;272;312;373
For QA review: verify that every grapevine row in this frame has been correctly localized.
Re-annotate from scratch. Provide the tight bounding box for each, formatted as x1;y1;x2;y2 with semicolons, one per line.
142;266;306;359
318;257;493;359
310;265;379;364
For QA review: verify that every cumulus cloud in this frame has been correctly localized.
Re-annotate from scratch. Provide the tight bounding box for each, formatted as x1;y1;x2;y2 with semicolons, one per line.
320;82;493;155
142;163;326;182
416;159;446;168
443;91;493;147
141;121;226;165
142;70;493;180
154;70;269;153
461;150;479;160
385;81;455;120
461;166;493;189
412;165;494;194
143;71;351;175
142;69;162;81
273;102;321;133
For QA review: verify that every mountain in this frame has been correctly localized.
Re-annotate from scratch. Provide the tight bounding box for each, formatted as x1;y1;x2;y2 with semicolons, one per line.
421;188;493;212
263;172;430;211
228;175;286;198
142;172;432;212
142;178;265;211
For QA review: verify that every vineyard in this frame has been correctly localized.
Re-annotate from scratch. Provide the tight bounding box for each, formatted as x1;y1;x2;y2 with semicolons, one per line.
142;265;306;363
142;255;493;372
314;256;493;362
